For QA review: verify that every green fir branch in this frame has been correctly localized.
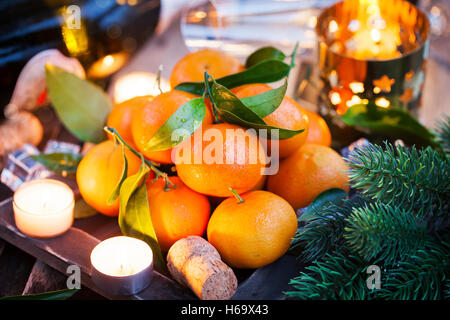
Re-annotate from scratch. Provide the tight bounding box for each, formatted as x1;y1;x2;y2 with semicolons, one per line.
287;127;450;300
434;116;450;157
347;142;450;217
375;242;450;300
285;252;371;300
291;196;367;262
444;279;450;300
344;203;428;265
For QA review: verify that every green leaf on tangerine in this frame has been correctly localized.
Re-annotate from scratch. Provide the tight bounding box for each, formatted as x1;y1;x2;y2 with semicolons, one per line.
107;144;128;206
0;289;79;300
245;46;286;68
240;79;288;118
118;157;167;274
45;64;112;143
341;103;438;148
175;59;291;96
74;198;98;219
144;97;206;152
30;153;83;174
299;188;348;222
206;73;304;139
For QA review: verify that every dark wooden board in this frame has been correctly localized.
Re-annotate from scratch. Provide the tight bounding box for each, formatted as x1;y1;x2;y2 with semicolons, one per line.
0;197;196;300
0;196;303;300
0;240;36;297
0;102;303;300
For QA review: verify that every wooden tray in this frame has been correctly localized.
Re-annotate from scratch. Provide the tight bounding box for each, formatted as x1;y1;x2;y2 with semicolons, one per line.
0;196;303;300
0;108;304;300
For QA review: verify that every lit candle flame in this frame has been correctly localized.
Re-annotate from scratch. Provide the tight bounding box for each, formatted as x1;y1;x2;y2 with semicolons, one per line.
371;29;381;43
343;0;402;60
103;55;115;67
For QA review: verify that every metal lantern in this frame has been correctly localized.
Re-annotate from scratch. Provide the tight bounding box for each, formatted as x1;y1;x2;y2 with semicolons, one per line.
316;0;430;146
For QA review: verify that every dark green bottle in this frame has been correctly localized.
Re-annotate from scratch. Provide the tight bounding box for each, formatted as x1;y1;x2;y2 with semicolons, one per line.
0;0;161;118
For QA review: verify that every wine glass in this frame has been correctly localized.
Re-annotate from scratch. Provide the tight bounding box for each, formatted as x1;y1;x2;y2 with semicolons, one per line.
180;0;339;60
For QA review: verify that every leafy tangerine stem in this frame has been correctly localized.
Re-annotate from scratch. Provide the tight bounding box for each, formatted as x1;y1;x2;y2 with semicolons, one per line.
204;72;221;123
104;126;174;187
229;187;244;204
289;41;299;73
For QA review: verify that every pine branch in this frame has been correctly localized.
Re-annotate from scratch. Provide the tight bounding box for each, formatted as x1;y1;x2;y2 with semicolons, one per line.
375;241;450;300
434;116;450;156
344;203;428;265
444;279;450;300
291;196;367;262
285;252;371;300
347;142;450;217
288;138;450;300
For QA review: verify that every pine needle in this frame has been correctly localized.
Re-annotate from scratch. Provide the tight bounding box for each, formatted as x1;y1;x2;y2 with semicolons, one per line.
285;252;371;300
375;242;450;300
434;116;450;157
344;203;428;264
287;137;450;300
347;142;450;217
291;196;367;262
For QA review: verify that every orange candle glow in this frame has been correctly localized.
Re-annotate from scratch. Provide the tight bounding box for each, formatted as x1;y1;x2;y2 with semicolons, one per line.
344;0;402;60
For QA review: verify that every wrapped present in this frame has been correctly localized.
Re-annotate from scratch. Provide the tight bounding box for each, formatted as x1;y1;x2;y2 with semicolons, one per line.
44;140;80;154
0;144;51;191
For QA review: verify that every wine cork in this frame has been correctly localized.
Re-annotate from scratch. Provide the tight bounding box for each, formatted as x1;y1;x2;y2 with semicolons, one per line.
167;236;237;300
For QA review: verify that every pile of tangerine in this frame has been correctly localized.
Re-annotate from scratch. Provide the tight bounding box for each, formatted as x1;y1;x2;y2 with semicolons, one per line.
76;49;348;269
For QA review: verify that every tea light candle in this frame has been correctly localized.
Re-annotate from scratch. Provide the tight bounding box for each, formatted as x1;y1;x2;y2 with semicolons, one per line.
112;72;170;103
13;179;75;238
90;236;153;296
87;52;128;79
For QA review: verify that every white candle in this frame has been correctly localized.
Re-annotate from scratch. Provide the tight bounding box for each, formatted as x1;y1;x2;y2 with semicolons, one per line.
91;236;153;277
90;236;153;295
13;179;74;238
112;72;171;104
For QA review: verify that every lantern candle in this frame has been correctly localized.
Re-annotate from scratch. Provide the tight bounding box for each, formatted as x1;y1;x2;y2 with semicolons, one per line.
336;0;404;60
12;179;75;238
315;0;430;147
90;236;153;296
317;0;429;112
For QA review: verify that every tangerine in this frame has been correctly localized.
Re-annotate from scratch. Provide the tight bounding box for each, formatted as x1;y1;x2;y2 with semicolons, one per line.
207;174;267;208
207;190;297;268
76;140;141;216
301;109;332;146
146;177;211;252
106;95;153;149
170;49;244;88
175;123;266;197
267;143;349;210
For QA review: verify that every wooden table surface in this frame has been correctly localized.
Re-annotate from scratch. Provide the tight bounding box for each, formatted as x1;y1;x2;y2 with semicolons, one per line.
0;11;449;299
